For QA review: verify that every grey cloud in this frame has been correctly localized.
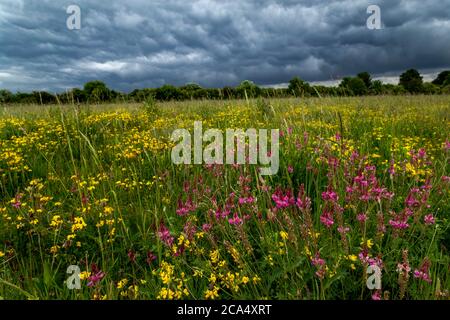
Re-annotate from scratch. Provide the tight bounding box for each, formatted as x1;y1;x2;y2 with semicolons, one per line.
0;0;449;92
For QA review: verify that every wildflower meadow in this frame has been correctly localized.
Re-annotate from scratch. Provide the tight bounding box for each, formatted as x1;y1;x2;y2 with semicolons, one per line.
0;95;449;300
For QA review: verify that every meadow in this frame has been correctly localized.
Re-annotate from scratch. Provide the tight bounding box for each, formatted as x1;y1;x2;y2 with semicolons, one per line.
0;95;449;300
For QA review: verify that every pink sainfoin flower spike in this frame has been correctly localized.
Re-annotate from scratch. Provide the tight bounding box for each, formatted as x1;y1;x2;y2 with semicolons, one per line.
202;223;212;232
389;209;411;230
337;226;350;234
146;251;157;265
357;213;368;222
176;197;196;216
157;223;174;247
322;187;338;202
11;194;22;209
320;211;334;228
372;290;382;300
311;253;326;279
296;185;311;210
444;139;450;151
238;196;255;205
87;264;105;287
311;253;325;267
127;249;136;263
87;271;105;287
228;213;243;225
271;188;295;209
424;214;435;225
413;258;432;283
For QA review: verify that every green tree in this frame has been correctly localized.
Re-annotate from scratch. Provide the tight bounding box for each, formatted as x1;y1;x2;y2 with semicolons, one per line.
422;83;440;95
83;80;111;102
369;80;383;95
399;69;423;93
288;76;310;96
180;83;203;99
236;80;261;98
443;74;450;86
432;70;450;86
339;77;368;96
71;88;87;103
0;89;14;104
156;84;181;101
357;72;372;88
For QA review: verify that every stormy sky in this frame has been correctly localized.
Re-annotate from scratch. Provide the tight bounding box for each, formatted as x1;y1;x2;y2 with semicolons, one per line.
0;0;449;92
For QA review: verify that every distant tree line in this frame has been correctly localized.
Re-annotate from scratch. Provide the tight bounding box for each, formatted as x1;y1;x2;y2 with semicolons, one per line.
1;69;450;105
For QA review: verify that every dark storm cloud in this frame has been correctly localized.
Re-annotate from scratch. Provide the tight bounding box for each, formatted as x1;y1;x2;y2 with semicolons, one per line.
0;0;449;92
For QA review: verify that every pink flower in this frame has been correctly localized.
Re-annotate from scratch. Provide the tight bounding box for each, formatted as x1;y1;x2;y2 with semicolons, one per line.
389;219;409;230
287;165;293;173
337;226;350;234
372;290;382;300
87;264;105;287
413;258;432;283
127;249;136;263
228;213;243;225
11;194;22;209
396;262;411;274
322;188;338;202
311;253;325;267
320;211;334;228
157;223;174;247
11;201;21;209
445;140;450;151
146;251;157;265
357;213;368;222
296;185;311;210
335;133;341;141
238;196;255;205
202;223;212;232
176;198;196;216
424;214;435;225
414;270;432;283
311;253;326;279
271;188;295;209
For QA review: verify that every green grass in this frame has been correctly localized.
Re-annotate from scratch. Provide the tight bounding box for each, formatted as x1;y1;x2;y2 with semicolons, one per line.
0;95;449;300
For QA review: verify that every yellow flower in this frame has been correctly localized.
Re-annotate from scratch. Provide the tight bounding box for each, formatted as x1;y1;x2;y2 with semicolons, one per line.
67;234;76;241
360;238;374;249
348;254;357;262
209;273;217;284
50;215;63;228
252;275;261;284
50;245;60;254
280;231;288;240
241;276;249;284
71;217;87;233
117;278;128;289
79;271;91;280
210;249;220;264
205;286;219;300
195;232;205;239
0;251;5;258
